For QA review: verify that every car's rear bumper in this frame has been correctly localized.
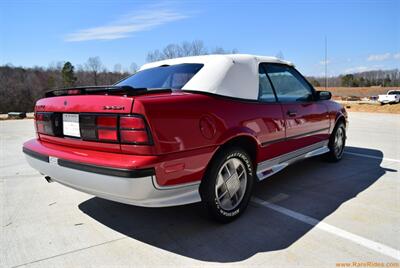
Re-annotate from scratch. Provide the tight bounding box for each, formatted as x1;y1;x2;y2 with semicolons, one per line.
23;146;201;208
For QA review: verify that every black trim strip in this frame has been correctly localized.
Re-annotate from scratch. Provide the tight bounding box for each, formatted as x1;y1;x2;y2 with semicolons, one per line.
261;127;330;147
57;159;155;178
286;127;330;140
23;147;49;162
261;137;286;147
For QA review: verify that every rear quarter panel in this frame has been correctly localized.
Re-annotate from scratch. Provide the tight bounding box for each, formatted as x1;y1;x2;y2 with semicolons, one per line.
131;92;286;186
133;92;286;156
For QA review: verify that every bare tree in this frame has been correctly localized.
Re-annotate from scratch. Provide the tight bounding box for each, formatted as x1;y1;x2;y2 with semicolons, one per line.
48;61;65;71
146;49;163;62
191;40;207;56
163;44;183;59
85;57;103;85
145;40;235;62
181;41;193;56
212;47;238;55
113;64;122;74
129;62;138;74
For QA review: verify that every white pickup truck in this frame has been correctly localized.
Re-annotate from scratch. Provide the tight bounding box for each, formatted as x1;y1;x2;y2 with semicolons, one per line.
378;90;400;104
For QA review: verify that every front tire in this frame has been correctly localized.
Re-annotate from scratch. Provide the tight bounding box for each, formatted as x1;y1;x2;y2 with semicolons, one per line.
200;147;254;223
325;121;346;162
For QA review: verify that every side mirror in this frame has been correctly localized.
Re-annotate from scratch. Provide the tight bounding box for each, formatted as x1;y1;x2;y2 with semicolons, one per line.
316;91;332;100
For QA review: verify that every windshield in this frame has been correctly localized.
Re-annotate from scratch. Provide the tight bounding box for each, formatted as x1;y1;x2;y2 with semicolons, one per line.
388;91;400;95
115;63;204;90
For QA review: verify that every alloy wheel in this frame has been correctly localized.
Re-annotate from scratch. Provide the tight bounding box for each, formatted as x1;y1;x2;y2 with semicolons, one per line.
215;158;247;211
334;127;345;157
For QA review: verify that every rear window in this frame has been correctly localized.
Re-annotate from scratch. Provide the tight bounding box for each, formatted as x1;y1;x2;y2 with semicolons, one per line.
115;63;204;90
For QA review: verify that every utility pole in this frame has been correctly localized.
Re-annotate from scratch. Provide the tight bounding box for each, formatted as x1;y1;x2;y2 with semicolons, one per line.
325;36;328;90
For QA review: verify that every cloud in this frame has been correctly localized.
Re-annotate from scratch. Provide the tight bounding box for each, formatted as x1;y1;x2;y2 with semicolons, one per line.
394;53;400;60
367;53;391;61
344;66;371;74
319;60;331;65
344;64;385;74
65;7;187;42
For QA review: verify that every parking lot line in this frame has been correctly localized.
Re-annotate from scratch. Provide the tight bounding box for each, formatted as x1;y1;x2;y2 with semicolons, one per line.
344;151;400;163
12;237;127;268
252;197;400;261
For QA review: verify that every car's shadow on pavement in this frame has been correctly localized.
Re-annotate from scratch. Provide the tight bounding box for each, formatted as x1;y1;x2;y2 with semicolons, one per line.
78;146;395;262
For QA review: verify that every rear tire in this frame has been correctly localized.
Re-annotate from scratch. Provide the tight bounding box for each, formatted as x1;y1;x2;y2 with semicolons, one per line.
200;147;254;223
325;121;346;162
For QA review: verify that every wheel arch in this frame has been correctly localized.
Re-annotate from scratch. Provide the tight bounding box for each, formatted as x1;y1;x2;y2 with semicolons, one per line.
333;107;348;133
199;134;259;200
217;135;259;165
202;134;259;178
335;115;346;127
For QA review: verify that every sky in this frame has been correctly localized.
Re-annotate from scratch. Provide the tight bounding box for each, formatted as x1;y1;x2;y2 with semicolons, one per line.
0;0;399;76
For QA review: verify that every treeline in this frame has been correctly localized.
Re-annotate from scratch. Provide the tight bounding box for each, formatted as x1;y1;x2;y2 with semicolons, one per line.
0;57;134;113
146;40;238;62
307;69;400;87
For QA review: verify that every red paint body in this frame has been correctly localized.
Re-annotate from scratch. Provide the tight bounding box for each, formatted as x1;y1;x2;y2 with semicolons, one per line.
24;91;346;186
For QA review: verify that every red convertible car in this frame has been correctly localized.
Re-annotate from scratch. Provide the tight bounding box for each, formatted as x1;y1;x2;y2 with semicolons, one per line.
23;54;347;222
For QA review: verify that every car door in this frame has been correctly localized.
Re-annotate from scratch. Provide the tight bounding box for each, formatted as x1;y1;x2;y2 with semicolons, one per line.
262;63;330;151
255;64;287;160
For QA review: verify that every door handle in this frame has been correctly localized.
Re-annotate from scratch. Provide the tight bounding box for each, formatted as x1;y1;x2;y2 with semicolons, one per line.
287;110;297;117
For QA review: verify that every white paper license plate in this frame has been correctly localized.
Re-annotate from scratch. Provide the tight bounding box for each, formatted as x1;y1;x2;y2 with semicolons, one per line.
63;114;80;137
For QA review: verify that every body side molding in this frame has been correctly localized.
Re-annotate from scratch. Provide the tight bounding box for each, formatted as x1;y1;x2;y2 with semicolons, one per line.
256;140;329;181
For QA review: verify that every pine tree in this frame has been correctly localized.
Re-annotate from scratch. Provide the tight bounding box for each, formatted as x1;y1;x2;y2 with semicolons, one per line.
61;62;77;87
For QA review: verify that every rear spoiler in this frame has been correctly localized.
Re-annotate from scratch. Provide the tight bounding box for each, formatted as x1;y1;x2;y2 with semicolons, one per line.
44;85;149;97
44;86;173;97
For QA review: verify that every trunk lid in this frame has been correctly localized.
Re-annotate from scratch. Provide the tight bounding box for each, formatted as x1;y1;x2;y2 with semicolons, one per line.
34;95;135;153
34;89;174;154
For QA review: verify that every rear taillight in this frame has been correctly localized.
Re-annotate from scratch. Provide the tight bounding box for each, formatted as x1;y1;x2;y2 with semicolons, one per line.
120;117;145;129
35;112;152;145
119;116;151;145
80;114;119;142
97;116;118;142
79;114;152;145
35;112;61;136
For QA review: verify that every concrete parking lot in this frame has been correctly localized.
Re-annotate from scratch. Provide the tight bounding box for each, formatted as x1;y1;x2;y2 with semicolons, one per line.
1;112;399;267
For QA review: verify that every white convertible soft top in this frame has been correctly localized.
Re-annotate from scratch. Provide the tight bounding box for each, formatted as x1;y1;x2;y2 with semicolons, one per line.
139;54;293;100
